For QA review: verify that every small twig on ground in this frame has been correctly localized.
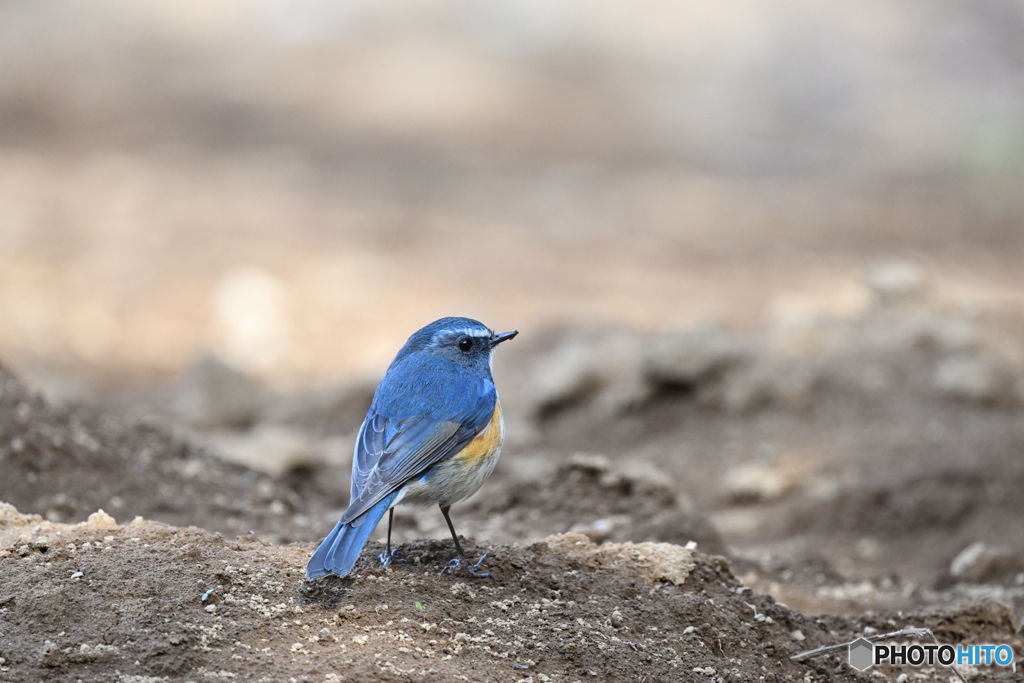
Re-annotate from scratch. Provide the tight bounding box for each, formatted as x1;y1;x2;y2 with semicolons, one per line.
790;626;967;683
790;627;930;662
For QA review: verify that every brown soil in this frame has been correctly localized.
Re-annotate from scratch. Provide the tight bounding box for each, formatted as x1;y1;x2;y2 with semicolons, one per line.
0;362;319;544
1;507;1020;683
3;312;1024;681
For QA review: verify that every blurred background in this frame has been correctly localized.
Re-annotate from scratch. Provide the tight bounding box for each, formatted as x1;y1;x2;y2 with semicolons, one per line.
2;0;1024;614
2;0;1023;387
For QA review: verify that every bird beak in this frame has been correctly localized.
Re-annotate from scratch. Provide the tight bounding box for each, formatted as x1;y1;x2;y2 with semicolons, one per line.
490;330;518;346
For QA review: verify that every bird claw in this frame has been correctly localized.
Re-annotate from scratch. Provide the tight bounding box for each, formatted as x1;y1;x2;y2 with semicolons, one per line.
440;553;490;578
379;548;394;572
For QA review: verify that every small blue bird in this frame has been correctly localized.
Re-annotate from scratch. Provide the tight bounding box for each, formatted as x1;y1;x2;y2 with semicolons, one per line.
306;317;517;580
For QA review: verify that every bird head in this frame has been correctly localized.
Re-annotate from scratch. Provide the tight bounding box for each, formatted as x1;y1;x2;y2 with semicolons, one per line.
399;317;517;371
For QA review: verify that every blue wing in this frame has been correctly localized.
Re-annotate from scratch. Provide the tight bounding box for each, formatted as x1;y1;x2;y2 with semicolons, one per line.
340;376;496;525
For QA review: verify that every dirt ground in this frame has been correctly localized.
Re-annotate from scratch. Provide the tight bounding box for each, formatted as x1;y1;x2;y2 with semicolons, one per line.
0;505;1018;683
3;285;1024;682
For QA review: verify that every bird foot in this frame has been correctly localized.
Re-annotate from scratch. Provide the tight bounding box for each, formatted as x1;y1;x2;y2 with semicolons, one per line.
379;548;394;572
440;553;490;578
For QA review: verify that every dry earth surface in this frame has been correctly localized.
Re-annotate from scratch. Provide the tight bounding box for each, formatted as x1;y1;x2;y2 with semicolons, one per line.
0;506;1019;683
3;284;1024;682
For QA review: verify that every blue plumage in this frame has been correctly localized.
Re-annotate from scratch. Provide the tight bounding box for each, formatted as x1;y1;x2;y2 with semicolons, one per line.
306;317;517;580
306;491;399;579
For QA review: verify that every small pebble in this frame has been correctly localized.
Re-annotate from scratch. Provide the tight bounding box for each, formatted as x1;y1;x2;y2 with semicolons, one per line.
70;571;83;580
610;611;624;628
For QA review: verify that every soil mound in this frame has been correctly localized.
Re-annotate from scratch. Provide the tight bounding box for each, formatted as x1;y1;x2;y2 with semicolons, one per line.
2;504;1018;682
463;453;725;554
0;363;311;543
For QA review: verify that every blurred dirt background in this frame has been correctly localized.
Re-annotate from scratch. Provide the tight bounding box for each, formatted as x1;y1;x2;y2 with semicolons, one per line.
2;1;1024;681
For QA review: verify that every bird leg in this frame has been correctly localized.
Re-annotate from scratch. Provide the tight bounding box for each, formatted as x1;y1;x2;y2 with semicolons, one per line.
378;508;395;572
439;505;490;578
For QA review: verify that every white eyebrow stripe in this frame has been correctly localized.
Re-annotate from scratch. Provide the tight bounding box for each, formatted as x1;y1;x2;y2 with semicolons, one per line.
431;327;492;344
444;328;491;338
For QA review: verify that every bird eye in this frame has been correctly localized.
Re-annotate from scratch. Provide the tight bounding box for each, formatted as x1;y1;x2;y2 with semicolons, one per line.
457;337;473;352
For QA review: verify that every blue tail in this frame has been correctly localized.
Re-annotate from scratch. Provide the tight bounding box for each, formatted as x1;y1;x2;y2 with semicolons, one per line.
306;491;399;580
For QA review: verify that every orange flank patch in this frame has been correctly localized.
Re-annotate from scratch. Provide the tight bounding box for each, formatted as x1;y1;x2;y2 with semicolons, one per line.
454;402;503;467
